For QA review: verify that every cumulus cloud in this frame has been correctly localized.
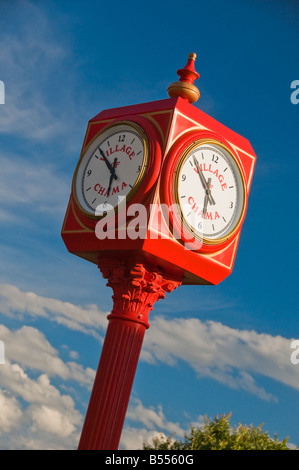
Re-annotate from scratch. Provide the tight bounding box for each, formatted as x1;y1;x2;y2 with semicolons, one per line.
0;389;22;434
0;324;95;386
126;398;184;436
0;325;87;449
0;360;83;448
1;283;298;403
121;398;185;450
0;282;298;447
142;317;299;401
0;284;108;338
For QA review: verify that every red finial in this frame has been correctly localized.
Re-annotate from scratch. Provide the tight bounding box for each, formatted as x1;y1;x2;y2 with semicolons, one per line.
167;53;200;104
177;52;200;84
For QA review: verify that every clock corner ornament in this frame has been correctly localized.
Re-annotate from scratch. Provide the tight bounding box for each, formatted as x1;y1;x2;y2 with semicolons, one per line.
61;53;256;450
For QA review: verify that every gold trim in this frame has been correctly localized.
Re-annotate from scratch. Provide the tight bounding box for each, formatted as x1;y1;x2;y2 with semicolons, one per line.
81;119;115;154
141;109;174;150
204;233;240;270
61;199;94;234
228;142;256;192
173;139;246;245
72;121;149;219
166;109;208;154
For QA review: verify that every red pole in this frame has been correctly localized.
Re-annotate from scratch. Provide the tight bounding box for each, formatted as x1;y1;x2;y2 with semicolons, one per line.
77;257;181;450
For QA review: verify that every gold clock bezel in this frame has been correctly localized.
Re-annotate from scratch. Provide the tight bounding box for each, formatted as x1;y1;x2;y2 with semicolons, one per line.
173;138;246;245
72;121;149;219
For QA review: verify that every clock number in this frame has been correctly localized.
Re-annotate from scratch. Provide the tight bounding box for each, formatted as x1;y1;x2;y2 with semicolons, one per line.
212;154;219;164
87;170;92;176
198;221;202;230
118;134;126;143
229;201;234;209
181;174;186;182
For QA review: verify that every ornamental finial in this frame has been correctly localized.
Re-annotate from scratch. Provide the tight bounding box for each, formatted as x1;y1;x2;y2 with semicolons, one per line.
167;52;200;104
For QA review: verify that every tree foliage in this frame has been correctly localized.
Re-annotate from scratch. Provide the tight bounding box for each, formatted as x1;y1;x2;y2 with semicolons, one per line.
143;413;292;450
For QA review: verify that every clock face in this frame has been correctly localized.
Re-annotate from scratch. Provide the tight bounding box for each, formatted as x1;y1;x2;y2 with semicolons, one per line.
174;140;245;244
74;122;148;216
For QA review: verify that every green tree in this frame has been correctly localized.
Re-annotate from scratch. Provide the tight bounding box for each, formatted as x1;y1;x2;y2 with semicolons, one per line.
143;413;292;450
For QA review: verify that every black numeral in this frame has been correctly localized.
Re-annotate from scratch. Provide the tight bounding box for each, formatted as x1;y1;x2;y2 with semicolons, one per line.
118;134;125;142
212;154;219;164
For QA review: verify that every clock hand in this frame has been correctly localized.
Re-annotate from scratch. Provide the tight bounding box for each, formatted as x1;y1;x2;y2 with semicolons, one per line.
193;156;215;205
107;158;118;196
98;148;118;180
203;178;212;217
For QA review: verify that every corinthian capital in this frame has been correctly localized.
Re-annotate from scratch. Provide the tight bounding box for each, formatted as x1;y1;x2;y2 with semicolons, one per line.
98;256;182;328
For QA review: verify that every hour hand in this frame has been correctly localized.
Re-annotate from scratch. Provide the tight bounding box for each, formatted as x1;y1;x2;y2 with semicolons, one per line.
107;158;117;196
99;148;118;180
193;155;215;205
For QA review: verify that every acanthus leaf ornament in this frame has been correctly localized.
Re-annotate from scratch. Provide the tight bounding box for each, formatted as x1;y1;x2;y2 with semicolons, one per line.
98;257;182;328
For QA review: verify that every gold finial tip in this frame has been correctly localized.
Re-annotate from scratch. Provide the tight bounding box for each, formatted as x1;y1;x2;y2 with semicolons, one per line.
188;52;197;60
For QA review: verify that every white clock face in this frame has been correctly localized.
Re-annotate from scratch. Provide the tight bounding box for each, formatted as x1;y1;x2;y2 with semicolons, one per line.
175;141;245;243
74;123;148;216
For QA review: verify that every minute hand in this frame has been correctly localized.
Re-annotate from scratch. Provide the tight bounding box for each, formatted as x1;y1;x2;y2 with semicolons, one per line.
107;158;118;196
99;148;118;180
193;156;215;205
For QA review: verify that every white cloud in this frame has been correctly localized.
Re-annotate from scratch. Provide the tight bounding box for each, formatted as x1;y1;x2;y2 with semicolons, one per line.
0;324;95;386
0;282;298;448
0;361;82;448
0;389;22;434
0;284;108;337
1;282;298;402
142;316;299;400
126;398;184;436
0;326;84;449
30;404;77;438
120;426;164;450
121;398;185;450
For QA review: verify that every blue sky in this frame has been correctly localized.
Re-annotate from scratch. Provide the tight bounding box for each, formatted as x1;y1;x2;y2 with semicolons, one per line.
0;0;298;450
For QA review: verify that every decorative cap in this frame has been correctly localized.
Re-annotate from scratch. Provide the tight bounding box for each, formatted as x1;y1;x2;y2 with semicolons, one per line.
167;53;200;103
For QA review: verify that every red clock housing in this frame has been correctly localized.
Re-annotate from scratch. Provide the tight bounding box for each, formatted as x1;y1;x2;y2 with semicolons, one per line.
62;95;256;286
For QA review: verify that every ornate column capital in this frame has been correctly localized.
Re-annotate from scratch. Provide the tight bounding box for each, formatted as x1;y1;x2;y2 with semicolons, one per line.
98;256;182;328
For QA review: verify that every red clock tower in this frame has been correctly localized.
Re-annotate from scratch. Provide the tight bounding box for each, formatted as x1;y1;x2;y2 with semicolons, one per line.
61;53;256;450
